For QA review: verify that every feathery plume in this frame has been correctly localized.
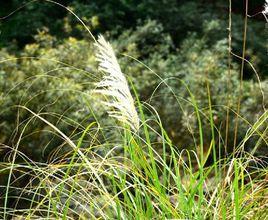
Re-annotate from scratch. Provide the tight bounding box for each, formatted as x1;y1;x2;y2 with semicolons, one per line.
263;0;268;22
93;35;139;131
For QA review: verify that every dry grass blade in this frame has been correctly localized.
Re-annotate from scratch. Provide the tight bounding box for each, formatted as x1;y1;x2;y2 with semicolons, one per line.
93;35;139;131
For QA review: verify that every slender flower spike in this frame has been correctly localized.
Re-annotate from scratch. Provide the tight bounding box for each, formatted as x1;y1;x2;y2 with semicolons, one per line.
93;35;139;131
263;0;268;22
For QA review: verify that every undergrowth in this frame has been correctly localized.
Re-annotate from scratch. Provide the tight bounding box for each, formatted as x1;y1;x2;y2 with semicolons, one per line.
0;0;267;219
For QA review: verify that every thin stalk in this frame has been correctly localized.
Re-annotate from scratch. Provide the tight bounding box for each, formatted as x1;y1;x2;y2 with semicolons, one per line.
234;159;240;220
233;0;248;149
206;73;218;178
225;0;232;154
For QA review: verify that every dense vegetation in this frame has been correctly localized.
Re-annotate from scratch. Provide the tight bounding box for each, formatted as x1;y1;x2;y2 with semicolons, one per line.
0;0;267;219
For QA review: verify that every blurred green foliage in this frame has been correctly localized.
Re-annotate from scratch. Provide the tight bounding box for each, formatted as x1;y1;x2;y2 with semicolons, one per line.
1;0;267;76
0;0;267;160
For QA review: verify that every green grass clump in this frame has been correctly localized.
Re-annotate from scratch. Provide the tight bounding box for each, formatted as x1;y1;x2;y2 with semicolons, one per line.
0;102;267;219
